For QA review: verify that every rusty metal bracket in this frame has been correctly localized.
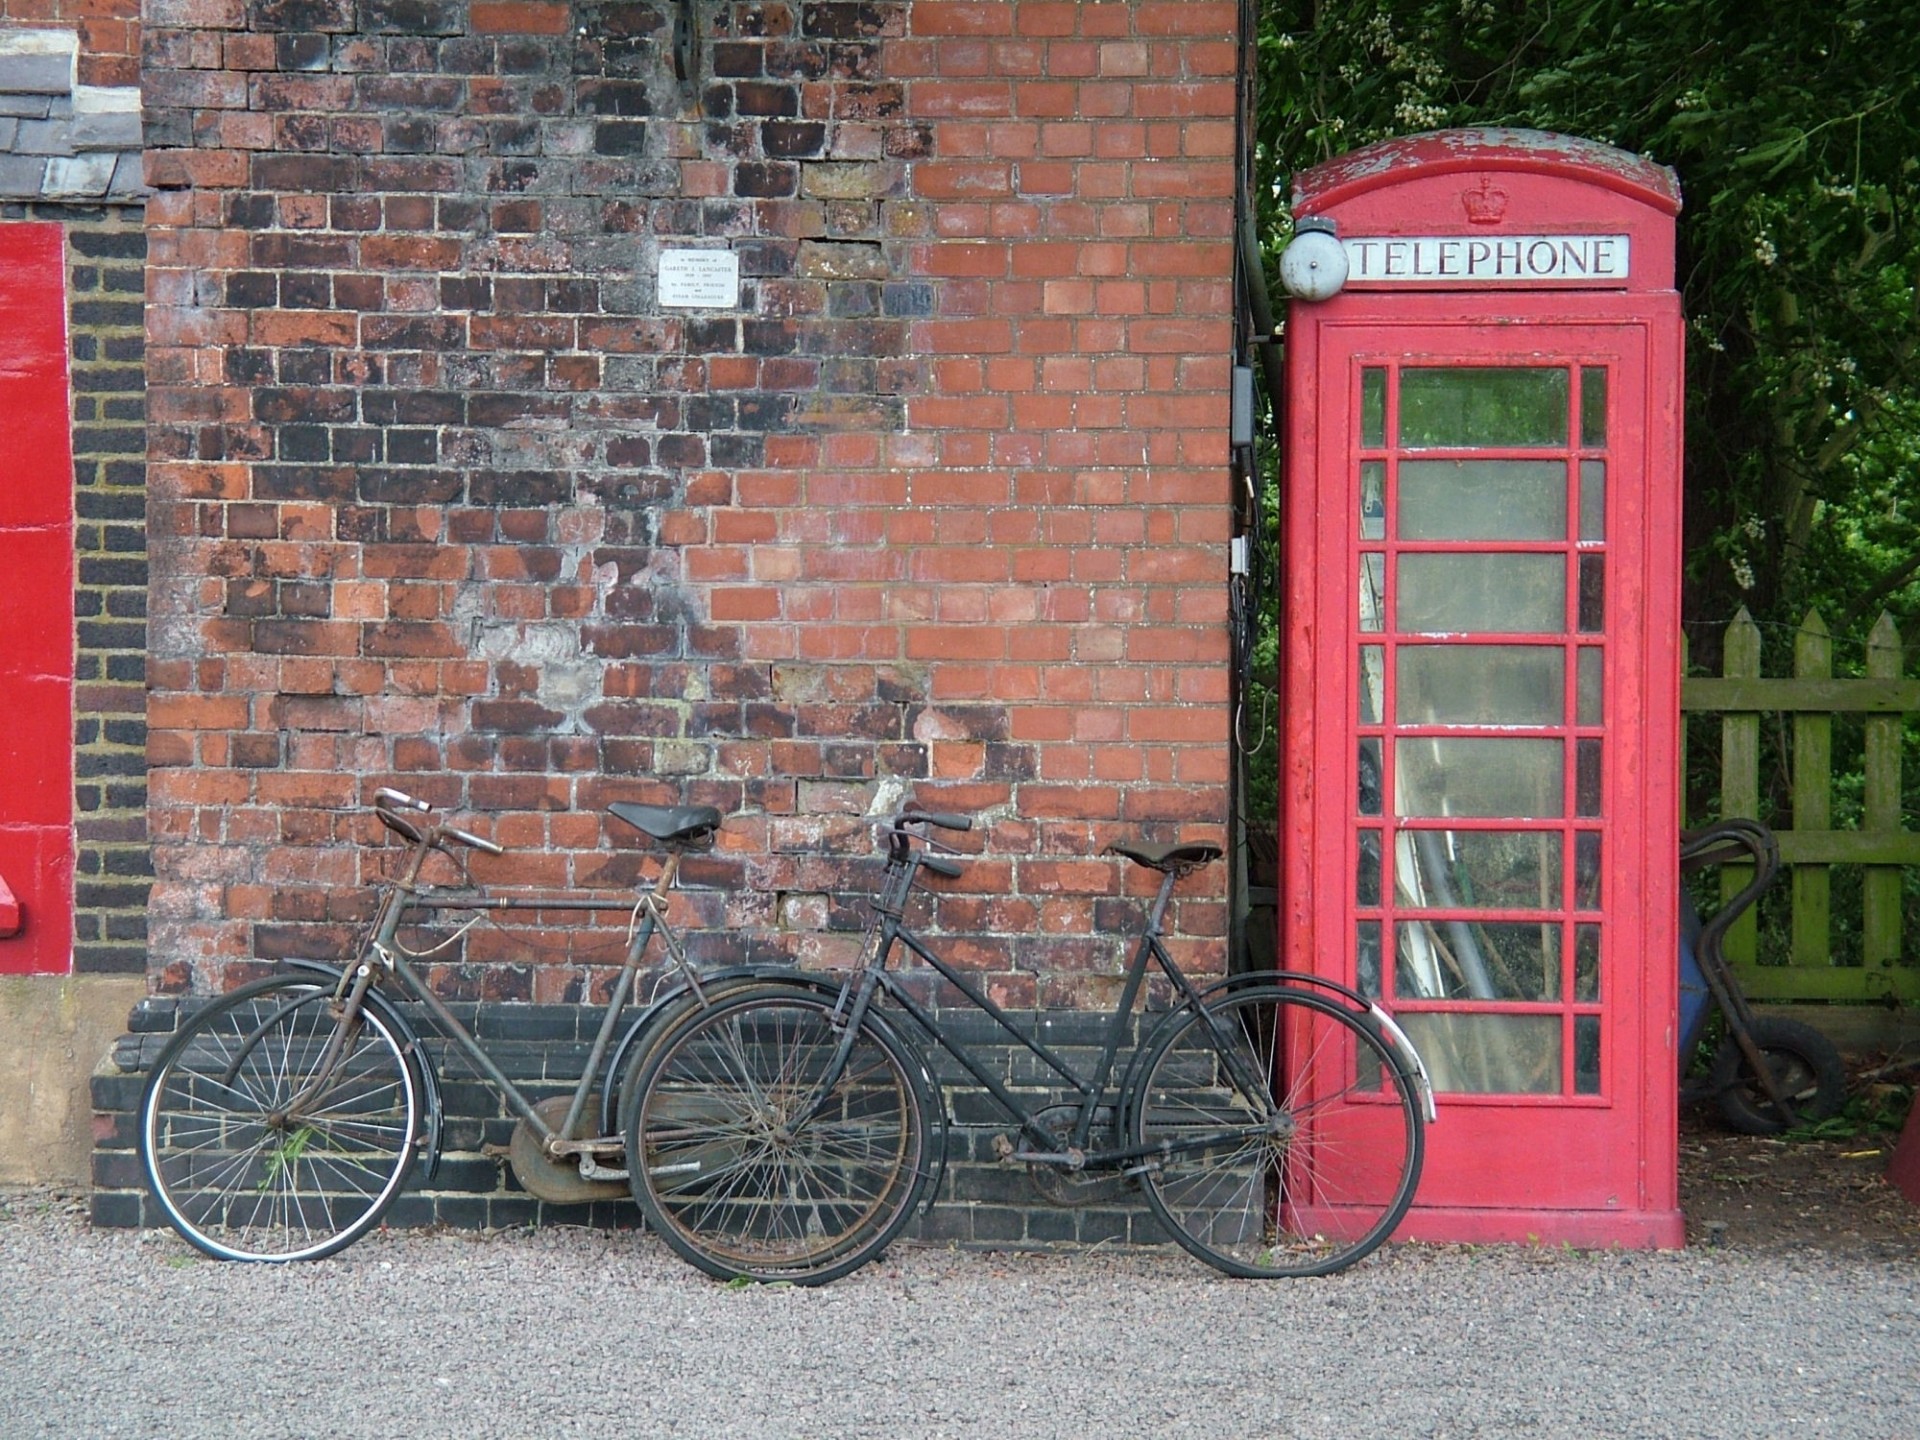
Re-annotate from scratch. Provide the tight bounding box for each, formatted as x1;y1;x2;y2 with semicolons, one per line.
673;0;699;86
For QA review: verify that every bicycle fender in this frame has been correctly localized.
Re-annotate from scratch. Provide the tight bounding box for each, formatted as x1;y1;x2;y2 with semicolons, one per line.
280;958;447;1181
1122;973;1438;1126
600;965;950;1215
1211;969;1437;1123
597;965;838;1132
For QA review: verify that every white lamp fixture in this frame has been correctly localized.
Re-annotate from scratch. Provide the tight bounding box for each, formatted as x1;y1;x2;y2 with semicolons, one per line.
1279;216;1348;302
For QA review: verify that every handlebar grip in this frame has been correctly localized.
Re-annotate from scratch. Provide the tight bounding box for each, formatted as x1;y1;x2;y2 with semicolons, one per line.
906;812;972;832
919;855;963;878
375;787;431;813
441;826;505;857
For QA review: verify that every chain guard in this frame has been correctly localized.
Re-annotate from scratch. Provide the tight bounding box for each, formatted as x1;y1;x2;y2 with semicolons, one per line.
507;1096;629;1205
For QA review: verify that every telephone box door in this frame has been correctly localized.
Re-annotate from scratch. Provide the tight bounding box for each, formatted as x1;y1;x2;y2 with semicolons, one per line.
1294;312;1678;1241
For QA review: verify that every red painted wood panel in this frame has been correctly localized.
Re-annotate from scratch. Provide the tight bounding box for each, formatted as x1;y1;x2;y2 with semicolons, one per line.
0;222;75;974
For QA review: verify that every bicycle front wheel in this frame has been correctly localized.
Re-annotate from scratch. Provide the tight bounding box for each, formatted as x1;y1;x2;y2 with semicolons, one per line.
625;985;929;1285
1126;985;1423;1278
140;974;420;1262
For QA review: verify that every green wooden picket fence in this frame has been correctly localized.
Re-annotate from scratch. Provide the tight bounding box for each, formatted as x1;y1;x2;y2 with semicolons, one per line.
1682;608;1920;1004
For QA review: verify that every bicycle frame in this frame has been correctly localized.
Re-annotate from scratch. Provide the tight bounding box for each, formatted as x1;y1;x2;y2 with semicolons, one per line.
295;808;706;1169
819;839;1266;1172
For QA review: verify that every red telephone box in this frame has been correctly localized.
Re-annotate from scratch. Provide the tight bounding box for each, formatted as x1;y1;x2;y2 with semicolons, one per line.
1281;131;1685;1246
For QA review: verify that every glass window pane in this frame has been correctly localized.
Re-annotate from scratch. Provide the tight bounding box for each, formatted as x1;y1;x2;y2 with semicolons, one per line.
1396;920;1560;1001
1396;737;1565;818
1575;923;1601;1000
1578;553;1605;632
1357;919;1382;998
1359;645;1384;723
1580;460;1605;541
1575;831;1602;909
1398;645;1564;726
1576;738;1603;816
1398;460;1567;541
1394;1012;1562;1094
1360;553;1385;632
1575;1014;1601;1095
1360;461;1385;539
1580;366;1607;447
1395;829;1562;909
1357;829;1382;907
1358;737;1383;816
1397;554;1567;634
1577;647;1603;724
1362;368;1386;447
1399;367;1569;448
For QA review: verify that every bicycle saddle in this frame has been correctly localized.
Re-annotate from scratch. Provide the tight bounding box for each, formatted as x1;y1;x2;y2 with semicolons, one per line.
608;802;723;845
1106;841;1223;873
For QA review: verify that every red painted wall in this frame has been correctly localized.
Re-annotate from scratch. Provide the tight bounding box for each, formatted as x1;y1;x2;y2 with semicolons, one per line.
0;222;75;974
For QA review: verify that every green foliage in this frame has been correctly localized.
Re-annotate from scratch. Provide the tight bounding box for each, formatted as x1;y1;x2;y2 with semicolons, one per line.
1253;1;1920;655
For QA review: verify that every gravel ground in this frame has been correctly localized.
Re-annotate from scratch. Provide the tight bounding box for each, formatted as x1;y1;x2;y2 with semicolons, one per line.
3;1189;1917;1440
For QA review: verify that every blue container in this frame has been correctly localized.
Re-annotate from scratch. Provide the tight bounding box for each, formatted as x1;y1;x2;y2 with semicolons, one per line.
1678;892;1710;1052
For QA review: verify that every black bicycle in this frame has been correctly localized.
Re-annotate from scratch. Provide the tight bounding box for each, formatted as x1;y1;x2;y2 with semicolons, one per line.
624;811;1436;1284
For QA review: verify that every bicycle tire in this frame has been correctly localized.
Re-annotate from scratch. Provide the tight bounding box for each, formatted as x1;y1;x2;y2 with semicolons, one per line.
625;984;930;1284
1126;984;1423;1278
140;974;421;1262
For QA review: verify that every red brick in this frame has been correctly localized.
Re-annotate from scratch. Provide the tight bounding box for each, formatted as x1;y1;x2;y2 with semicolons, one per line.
915;1;1016;37
470;1;571;33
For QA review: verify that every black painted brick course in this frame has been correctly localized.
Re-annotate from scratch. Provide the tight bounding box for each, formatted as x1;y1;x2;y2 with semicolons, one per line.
92;998;1175;1250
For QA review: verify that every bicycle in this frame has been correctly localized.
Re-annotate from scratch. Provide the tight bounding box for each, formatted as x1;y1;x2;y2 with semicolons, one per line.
138;785;738;1262
622;811;1437;1284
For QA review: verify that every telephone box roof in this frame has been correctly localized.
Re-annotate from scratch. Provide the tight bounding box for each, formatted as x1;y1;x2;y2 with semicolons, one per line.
1292;128;1682;218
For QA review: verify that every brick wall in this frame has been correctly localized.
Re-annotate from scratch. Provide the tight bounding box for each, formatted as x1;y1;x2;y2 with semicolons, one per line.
141;0;1238;1007
64;202;149;974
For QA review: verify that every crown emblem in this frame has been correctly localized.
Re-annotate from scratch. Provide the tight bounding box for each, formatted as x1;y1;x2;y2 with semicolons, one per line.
1462;177;1508;225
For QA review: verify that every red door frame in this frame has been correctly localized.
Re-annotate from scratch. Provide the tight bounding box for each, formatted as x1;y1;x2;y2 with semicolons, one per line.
0;222;76;974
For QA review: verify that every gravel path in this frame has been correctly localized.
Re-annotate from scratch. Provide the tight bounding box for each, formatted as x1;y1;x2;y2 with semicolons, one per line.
3;1189;1917;1439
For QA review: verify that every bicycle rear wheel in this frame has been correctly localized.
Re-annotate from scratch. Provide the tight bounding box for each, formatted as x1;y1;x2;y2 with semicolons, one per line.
1126;985;1423;1277
140;974;420;1262
625;985;929;1285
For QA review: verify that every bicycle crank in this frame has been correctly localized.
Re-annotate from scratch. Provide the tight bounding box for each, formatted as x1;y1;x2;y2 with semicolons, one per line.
1009;1106;1133;1208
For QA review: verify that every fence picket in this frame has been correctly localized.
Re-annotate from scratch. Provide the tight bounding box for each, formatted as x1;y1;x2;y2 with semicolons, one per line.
1864;613;1905;974
1680;608;1917;1004
1718;608;1763;965
1792;611;1833;968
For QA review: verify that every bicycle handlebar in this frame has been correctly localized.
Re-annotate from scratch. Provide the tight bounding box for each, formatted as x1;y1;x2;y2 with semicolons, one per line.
441;825;506;857
372;790;506;857
898;811;971;832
